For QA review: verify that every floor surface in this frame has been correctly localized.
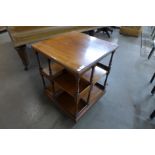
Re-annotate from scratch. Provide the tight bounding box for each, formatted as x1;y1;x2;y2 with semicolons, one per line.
0;28;155;129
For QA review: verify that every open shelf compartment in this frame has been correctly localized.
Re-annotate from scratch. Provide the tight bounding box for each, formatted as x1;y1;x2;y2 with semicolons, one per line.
55;70;90;97
82;64;108;84
82;83;105;104
55;91;87;118
52;83;105;121
44;82;62;99
41;63;64;79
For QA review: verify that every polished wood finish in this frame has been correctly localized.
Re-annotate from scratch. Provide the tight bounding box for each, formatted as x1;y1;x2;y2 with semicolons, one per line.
55;70;90;97
32;32;118;74
45;83;105;121
33;32;118;122
8;26;102;47
82;84;104;103
82;65;107;84
45;83;61;98
56;92;87;119
42;63;64;80
8;26;102;70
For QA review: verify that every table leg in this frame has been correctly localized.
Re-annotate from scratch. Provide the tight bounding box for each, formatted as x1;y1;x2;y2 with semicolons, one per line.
148;47;155;59
103;51;115;88
35;52;46;88
87;66;95;104
15;45;29;70
150;110;155;119
48;59;55;94
151;86;155;95
150;73;155;83
75;75;80;118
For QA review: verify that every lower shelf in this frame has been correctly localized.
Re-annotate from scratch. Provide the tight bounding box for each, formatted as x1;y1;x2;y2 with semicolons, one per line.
45;84;105;121
56;92;87;118
82;83;105;103
44;83;61;99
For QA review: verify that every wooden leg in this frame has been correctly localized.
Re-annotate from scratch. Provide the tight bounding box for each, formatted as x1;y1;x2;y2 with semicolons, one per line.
87;66;95;104
151;86;155;95
48;59;55;94
35;52;46;88
15;45;29;70
75;75;80;118
150;110;155;119
150;73;155;83
103;51;115;88
151;27;155;36
148;47;155;59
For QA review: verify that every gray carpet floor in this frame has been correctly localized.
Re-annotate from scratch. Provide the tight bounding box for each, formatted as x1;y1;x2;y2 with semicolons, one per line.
0;28;155;128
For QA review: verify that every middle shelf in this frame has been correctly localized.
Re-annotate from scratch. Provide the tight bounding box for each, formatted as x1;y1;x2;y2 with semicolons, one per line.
42;62;108;98
54;71;90;97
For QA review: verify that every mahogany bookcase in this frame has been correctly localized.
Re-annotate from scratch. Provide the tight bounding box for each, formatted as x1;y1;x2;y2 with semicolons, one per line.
32;32;118;122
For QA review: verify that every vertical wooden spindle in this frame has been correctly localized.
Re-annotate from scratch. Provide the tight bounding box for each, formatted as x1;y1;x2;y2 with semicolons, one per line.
103;51;115;88
87;66;95;104
75;75;80;118
48;59;55;94
35;52;46;88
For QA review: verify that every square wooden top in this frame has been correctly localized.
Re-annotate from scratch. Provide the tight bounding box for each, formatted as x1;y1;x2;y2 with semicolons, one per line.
32;32;118;74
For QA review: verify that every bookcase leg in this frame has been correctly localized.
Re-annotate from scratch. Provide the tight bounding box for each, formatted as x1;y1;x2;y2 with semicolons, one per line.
151;86;155;95
35;52;46;88
103;51;115;88
87;66;95;104
151;27;155;36
150;73;155;83
48;59;55;94
150;110;155;119
148;47;155;59
75;75;80;118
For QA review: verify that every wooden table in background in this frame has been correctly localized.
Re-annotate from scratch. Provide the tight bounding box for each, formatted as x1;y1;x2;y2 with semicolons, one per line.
32;32;118;122
7;26;102;70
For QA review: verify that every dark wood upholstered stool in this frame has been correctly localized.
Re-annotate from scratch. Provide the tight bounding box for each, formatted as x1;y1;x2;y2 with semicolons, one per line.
96;27;113;38
83;27;113;38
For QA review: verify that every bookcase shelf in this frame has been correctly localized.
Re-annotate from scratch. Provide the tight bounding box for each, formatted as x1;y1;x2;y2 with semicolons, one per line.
45;83;61;99
56;91;87;118
82;84;105;103
41;63;64;79
82;65;107;84
55;70;90;97
55;84;105;121
44;81;105;121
